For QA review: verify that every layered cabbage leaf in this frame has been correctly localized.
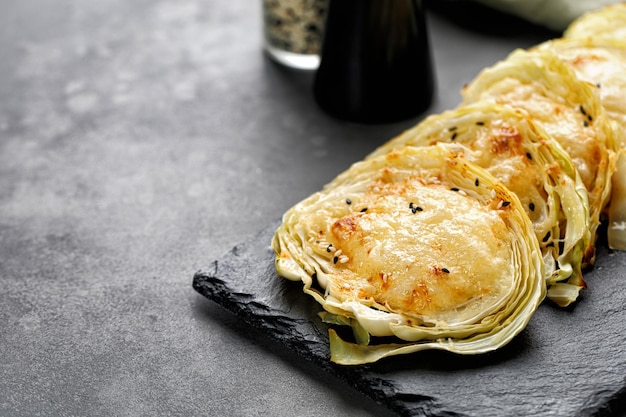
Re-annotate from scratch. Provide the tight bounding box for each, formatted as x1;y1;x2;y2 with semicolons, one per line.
272;144;546;364
536;38;626;143
536;38;626;250
461;49;618;262
368;102;589;306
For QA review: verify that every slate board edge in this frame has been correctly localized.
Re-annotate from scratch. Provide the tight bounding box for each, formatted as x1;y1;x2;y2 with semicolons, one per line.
192;223;469;417
192;274;471;416
191;223;626;417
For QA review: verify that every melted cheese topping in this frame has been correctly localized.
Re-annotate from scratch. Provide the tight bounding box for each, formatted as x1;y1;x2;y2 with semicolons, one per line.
539;38;626;146
300;174;515;324
461;49;616;248
466;75;600;190
370;105;549;231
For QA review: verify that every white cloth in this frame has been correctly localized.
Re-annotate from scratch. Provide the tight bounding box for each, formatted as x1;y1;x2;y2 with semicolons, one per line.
475;0;623;31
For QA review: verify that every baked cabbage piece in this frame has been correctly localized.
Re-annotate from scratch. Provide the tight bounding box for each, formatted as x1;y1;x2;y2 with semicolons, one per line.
536;38;626;143
534;38;626;250
564;2;626;41
368;102;589;307
272;144;546;365
461;49;618;262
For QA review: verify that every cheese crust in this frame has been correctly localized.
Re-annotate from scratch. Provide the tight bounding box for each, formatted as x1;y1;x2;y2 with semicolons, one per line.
368;101;590;306
461;49;618;260
272;145;545;363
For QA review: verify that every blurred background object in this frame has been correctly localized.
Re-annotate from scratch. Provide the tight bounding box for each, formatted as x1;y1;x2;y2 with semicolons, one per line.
313;0;434;123
467;0;623;31
263;0;328;70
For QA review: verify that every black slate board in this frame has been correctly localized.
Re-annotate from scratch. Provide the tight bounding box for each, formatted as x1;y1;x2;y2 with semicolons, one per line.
193;221;626;417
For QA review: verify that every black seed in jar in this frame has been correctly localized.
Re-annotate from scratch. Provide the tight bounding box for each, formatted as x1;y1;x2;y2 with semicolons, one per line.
263;0;328;55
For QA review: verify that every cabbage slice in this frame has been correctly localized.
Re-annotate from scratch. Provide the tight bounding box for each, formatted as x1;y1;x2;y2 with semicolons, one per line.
535;38;626;251
272;144;546;364
368;101;589;307
461;49;619;263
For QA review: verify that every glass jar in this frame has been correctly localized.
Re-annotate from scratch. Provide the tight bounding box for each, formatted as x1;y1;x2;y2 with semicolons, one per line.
262;0;328;70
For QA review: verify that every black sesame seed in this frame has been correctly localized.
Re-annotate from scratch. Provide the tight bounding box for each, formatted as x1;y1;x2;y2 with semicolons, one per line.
305;23;320;33
588;114;593;122
451;132;458;140
502;201;511;207
542;231;551;243
475;178;479;186
409;202;414;209
529;202;535;211
333;256;339;264
449;126;458;131
526;152;532;160
326;244;333;253
360;208;368;212
584;120;589;127
580;105;587;116
450;187;459;192
476;121;485;126
442;268;450;274
346;198;352;205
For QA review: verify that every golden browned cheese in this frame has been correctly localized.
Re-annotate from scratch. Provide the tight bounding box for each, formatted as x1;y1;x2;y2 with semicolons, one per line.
371;103;564;235
273;145;545;357
461;49;618;261
314;171;515;323
368;101;590;306
537;38;626;144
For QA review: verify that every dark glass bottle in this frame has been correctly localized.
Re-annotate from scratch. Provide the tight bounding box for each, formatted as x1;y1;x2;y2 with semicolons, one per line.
313;0;434;124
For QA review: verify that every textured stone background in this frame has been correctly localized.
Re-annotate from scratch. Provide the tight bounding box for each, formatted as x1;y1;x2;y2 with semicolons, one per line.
4;1;622;416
